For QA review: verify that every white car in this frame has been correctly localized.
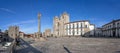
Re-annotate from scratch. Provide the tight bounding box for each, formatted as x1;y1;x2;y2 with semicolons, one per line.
2;42;12;49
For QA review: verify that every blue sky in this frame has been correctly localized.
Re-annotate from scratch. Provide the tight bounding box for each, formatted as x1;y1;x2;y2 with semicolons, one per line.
0;0;120;33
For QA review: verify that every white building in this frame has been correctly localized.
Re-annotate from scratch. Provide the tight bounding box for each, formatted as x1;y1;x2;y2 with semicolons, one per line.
64;20;95;37
94;28;102;37
102;19;120;37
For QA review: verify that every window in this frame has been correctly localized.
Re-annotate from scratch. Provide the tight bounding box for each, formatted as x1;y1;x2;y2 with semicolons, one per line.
119;22;120;27
81;23;83;28
71;24;73;29
73;24;74;29
110;25;111;28
85;25;87;28
117;29;119;36
69;24;71;29
77;31;79;34
67;25;69;29
117;23;119;27
77;23;79;28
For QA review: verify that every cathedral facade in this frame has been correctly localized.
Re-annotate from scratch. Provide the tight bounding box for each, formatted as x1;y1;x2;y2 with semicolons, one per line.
53;12;95;37
53;12;70;37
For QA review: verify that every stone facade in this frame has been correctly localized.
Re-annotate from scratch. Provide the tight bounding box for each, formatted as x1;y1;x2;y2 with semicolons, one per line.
19;32;25;38
44;29;51;37
102;19;120;37
8;26;19;40
65;20;95;36
34;32;39;38
53;12;69;37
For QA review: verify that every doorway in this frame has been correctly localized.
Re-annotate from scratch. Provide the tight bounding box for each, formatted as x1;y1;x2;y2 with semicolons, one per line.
113;30;116;37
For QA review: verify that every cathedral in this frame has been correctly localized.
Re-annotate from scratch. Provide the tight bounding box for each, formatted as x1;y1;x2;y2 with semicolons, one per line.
53;12;95;37
53;12;70;37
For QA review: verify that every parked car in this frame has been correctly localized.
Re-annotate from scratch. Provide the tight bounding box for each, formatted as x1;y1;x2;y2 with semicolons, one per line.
2;42;12;49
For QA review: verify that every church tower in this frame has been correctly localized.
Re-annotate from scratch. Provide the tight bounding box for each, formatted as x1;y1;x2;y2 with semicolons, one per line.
53;16;60;36
61;12;69;23
60;12;70;36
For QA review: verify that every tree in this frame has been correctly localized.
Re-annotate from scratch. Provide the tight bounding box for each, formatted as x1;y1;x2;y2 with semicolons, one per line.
0;29;1;32
4;30;8;36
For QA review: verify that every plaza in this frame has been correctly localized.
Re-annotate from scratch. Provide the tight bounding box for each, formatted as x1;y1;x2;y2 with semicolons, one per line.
0;0;120;53
16;37;120;53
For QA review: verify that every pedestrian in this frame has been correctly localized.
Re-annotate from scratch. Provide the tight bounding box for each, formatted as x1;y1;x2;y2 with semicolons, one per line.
15;38;20;46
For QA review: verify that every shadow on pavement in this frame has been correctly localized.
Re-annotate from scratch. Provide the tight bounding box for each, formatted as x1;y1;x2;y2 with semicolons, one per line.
115;51;120;53
15;38;42;53
63;45;71;53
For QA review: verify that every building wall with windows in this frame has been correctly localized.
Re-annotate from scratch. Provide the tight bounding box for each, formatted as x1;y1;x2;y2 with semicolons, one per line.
19;32;25;38
8;26;19;40
94;28;102;37
8;26;19;39
102;19;120;37
0;32;3;42
64;20;95;36
44;29;51;37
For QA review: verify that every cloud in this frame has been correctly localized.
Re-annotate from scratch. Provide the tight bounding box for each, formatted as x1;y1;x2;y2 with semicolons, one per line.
2;19;52;34
3;20;37;27
20;26;37;34
0;8;16;14
1;19;38;33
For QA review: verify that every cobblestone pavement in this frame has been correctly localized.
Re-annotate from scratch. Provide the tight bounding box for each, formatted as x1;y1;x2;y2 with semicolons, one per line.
16;37;120;53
